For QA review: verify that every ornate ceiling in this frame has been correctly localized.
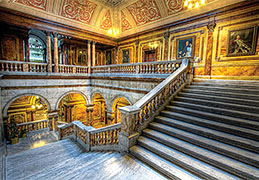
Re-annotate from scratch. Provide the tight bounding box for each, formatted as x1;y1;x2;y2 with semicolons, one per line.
1;0;244;38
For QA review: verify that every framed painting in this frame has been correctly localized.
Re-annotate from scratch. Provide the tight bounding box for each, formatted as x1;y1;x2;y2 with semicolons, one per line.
176;36;195;59
122;49;130;63
227;26;258;57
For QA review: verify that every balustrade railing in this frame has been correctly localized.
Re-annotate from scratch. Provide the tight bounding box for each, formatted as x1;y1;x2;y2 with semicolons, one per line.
0;60;48;73
91;60;182;74
58;64;88;74
57;121;121;151
17;119;49;132
119;59;191;151
1;60;181;75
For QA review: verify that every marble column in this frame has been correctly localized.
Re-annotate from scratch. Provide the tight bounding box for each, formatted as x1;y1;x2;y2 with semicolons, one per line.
87;40;92;73
46;32;52;72
92;41;96;66
53;33;59;73
85;104;94;126
204;22;216;76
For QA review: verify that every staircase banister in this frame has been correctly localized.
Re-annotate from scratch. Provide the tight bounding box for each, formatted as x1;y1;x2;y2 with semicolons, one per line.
17;119;49;126
89;123;121;134
120;59;189;111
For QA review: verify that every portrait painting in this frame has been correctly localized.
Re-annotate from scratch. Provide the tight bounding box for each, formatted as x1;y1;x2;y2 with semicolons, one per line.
122;49;130;63
227;26;258;57
176;36;195;59
106;50;112;65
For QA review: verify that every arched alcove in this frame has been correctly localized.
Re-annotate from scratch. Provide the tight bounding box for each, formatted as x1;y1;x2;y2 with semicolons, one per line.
112;97;131;124
92;92;107;128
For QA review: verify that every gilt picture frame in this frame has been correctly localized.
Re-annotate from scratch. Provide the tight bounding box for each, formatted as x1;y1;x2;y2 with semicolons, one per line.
176;36;195;59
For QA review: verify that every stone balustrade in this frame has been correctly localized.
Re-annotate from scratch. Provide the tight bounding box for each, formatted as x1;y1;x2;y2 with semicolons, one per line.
59;64;89;74
1;59;182;75
17;119;49;132
91;60;182;74
119;59;191;152
0;60;48;73
57;121;121;151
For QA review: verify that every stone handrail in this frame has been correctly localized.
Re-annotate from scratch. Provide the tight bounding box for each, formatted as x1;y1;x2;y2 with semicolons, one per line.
119;59;190;152
57;121;121;151
17;119;49;132
0;60;48;73
59;64;89;74
91;60;182;74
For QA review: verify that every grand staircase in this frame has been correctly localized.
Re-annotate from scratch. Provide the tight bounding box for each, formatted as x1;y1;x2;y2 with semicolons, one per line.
130;79;259;180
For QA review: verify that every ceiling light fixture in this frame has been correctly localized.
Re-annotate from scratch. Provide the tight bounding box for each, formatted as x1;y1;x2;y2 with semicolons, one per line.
184;0;206;9
108;27;120;36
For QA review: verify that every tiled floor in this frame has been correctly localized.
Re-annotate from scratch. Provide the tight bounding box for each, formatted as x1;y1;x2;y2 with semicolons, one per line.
7;129;58;156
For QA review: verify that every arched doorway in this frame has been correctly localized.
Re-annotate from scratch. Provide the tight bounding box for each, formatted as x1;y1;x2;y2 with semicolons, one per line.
112;97;131;124
92;93;107;128
7;96;48;124
58;93;87;124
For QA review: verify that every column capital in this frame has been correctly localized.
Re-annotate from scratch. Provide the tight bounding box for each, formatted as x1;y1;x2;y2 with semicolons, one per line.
53;32;58;38
92;41;96;45
88;40;92;44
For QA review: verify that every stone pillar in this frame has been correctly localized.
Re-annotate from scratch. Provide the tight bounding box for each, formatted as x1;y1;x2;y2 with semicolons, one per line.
105;109;113;125
69;106;72;123
46;32;52;72
48;111;58;131
85;104;94;126
87;40;92;73
53;33;59;73
118;106;140;152
92;41;96;66
164;31;170;61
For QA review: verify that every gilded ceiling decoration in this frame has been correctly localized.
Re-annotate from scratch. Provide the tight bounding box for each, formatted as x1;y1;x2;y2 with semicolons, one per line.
98;0;126;6
100;10;112;30
16;0;47;11
163;0;184;15
121;11;132;32
61;0;97;24
127;0;161;26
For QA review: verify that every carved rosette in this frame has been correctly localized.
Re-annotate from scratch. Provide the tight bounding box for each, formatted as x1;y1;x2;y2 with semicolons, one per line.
16;0;47;11
121;11;132;32
163;0;183;15
61;0;97;24
127;0;161;26
100;10;112;30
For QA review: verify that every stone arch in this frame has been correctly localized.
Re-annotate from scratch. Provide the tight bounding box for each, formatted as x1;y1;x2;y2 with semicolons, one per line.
111;95;132;124
90;90;108;104
111;94;133;109
3;93;51;118
55;90;89;110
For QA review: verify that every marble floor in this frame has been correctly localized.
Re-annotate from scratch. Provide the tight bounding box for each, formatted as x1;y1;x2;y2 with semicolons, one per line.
7;129;58;156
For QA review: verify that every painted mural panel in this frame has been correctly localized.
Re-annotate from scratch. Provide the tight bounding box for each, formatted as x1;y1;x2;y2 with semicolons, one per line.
16;0;47;11
61;0;97;24
127;0;161;26
122;49;130;63
100;10;112;30
163;0;183;15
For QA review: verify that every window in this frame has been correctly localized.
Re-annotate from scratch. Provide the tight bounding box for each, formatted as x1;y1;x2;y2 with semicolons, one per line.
29;36;46;62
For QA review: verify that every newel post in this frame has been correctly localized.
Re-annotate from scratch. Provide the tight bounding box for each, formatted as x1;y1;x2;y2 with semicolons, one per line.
48;111;58;131
119;106;140;152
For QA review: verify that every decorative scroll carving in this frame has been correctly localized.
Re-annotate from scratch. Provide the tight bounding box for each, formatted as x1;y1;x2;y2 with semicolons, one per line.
121;11;132;32
16;0;47;11
127;0;161;26
163;0;183;15
61;0;97;24
100;10;112;30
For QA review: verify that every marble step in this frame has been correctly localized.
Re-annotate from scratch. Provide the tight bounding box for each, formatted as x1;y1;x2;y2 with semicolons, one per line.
137;136;239;180
174;96;259;114
186;85;259;95
178;92;259;107
166;105;259;130
149;122;259;168
130;145;201;180
6;139;84;180
142;129;259;180
170;100;259;122
191;80;259;89
182;88;259;100
161;110;259;141
155;116;259;153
